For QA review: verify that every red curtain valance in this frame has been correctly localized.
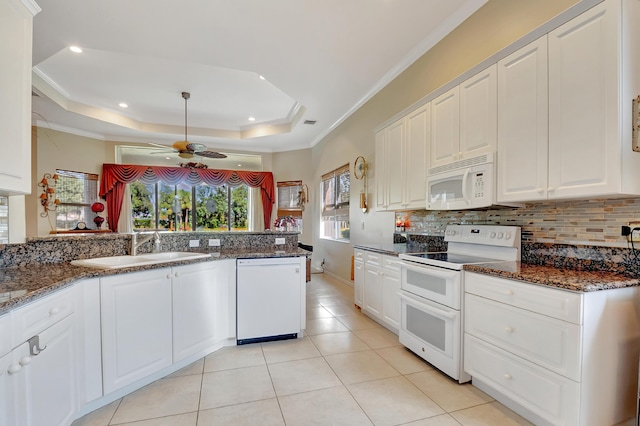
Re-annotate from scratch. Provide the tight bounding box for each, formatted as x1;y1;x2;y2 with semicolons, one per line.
99;164;275;232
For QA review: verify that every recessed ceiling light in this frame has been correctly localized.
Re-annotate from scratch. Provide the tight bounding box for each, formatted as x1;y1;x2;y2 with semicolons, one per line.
165;157;171;160
248;116;256;122
118;102;128;108
258;75;266;80
237;164;242;167
69;46;83;53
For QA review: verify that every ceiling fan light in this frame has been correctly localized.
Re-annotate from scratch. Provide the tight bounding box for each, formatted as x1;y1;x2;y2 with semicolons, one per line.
178;152;194;159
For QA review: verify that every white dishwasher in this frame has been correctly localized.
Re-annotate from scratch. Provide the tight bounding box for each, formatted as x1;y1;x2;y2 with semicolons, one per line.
236;257;304;345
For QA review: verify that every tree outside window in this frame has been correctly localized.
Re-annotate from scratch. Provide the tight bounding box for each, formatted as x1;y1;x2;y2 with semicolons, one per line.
131;181;248;231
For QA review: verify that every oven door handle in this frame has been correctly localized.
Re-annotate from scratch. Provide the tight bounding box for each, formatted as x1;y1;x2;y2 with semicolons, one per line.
400;260;460;280
399;292;457;320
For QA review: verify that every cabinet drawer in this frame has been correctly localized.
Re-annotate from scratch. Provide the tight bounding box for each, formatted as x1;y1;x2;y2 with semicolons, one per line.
364;252;381;266
465;272;582;324
0;314;11;356
464;334;579;426
12;287;74;347
465;294;581;381
382;255;401;273
354;249;364;262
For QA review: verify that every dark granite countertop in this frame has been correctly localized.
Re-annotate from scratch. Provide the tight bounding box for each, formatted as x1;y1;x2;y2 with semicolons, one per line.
353;243;432;256
0;248;309;316
464;261;640;292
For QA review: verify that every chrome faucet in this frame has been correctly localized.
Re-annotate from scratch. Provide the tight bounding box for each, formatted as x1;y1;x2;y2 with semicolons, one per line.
131;231;161;256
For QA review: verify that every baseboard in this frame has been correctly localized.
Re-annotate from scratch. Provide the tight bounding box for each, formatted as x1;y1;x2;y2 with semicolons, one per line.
322;269;353;287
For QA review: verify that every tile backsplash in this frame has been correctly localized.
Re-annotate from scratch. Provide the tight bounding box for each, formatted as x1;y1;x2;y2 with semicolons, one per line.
395;197;640;247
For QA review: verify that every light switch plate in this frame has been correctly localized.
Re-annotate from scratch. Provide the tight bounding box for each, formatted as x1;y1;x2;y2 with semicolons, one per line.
208;239;221;247
189;240;200;247
275;237;286;245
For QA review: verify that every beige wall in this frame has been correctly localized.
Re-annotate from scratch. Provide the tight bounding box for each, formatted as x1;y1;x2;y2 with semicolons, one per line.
271;148;313;246
310;0;582;282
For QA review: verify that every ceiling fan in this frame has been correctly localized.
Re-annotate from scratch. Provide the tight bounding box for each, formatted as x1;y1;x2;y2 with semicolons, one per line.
151;92;227;159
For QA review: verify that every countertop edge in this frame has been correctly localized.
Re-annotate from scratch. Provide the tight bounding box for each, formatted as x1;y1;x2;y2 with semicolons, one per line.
0;249;310;316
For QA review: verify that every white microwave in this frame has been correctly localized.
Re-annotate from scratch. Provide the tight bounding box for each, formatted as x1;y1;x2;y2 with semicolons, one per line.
426;154;517;210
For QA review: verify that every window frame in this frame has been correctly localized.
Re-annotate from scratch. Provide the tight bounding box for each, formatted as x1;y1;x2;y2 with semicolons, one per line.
320;164;350;242
131;181;249;232
54;169;99;230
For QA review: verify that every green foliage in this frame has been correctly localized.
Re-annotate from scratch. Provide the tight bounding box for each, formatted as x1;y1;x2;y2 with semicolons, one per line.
131;181;249;231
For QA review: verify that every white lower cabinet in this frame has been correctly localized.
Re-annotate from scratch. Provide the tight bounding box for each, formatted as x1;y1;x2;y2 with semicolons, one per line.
363;254;383;319
12;314;78;426
0;351;14;426
173;260;234;362
381;256;401;332
101;269;173;394
355;249;401;333
464;272;640;426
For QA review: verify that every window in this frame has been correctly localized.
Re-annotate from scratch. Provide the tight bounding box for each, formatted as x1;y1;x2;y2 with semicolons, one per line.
276;180;303;232
131;181;249;231
55;170;99;230
320;164;350;241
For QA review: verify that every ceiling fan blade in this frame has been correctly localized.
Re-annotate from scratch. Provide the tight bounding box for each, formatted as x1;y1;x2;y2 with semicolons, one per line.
148;142;172;149
196;150;227;159
150;150;177;155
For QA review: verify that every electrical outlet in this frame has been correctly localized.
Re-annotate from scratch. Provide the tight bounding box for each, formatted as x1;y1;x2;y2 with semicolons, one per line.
275;237;286;245
626;222;640;242
189;240;200;248
208;238;221;247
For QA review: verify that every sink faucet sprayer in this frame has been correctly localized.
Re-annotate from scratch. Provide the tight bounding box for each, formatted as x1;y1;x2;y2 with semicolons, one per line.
131;231;161;256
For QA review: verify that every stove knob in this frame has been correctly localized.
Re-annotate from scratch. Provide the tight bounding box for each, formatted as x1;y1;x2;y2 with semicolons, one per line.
490;232;496;238
497;232;504;239
505;232;511;240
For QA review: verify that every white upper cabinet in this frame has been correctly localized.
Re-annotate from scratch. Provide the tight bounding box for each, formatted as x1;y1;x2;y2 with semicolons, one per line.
386;118;405;210
404;104;430;209
430;87;460;168
459;64;497;160
431;65;497;169
547;0;640;199
374;128;388;211
497;37;549;202
0;0;39;195
375;104;430;211
499;0;640;202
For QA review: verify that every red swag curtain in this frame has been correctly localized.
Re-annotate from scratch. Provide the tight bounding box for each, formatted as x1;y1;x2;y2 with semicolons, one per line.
99;164;275;232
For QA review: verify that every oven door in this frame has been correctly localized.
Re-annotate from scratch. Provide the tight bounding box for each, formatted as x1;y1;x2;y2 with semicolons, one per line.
399;291;464;381
400;261;461;309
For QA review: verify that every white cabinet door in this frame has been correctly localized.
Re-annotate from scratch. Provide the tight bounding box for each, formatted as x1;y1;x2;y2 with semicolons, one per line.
386;118;406;210
364;264;382;319
430;86;460;168
497;36;549;202
381;270;400;331
101;269;173;394
0;351;16;426
404;104;430;209
173;261;230;362
354;260;364;308
548;0;620;199
14;315;77;426
374;128;388;211
0;0;36;194
459;64;497;160
75;277;103;406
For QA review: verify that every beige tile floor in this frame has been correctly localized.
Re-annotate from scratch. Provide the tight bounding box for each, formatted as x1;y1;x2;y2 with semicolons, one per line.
73;273;535;426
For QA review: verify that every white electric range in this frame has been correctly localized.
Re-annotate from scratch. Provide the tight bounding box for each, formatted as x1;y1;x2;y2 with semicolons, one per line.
398;224;521;383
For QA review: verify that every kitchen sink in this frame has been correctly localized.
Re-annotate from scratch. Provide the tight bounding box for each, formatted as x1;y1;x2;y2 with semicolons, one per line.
71;252;211;269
